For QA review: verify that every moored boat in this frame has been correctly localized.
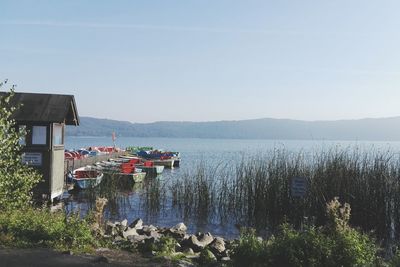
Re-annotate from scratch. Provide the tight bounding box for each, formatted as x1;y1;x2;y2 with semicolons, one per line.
136;161;165;176
172;157;180;167
153;158;175;169
72;166;104;189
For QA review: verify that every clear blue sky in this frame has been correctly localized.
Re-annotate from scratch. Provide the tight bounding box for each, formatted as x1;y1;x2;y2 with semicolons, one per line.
1;0;399;123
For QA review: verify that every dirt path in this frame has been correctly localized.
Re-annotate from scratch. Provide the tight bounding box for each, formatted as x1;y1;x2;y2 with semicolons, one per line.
0;248;175;267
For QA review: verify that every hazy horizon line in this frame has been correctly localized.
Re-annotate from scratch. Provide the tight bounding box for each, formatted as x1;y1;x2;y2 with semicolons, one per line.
81;115;400;124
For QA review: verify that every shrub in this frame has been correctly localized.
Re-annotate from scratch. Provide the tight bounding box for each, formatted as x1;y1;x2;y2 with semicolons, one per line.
0;83;41;210
324;198;378;267
232;228;267;266
198;248;217;266
232;199;380;267
265;224;334;267
0;207;97;253
152;236;177;256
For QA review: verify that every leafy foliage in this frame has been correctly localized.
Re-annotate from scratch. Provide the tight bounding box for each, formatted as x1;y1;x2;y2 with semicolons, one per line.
152;236;177;256
232;228;268;266
324;198;378;267
0;81;41;210
232;199;380;267
0;207;97;253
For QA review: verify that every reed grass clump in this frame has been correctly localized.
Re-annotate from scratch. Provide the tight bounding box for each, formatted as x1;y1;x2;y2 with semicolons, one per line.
166;148;400;243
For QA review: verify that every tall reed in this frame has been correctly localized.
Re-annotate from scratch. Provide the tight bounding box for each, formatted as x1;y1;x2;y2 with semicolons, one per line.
163;148;400;243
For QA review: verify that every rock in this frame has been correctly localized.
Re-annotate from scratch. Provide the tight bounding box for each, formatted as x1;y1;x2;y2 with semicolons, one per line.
209;237;226;255
183;247;194;255
122;227;139;239
196;232;214;247
118;220;128;232
172;222;187;232
148;230;162;239
128;235;148;244
181;233;213;252
129;218;143;229
164;223;187;240
139;225;158;235
175;242;182;252
121;219;128;228
221;256;231;262
105;221;117;236
177;259;196;267
167;229;186;239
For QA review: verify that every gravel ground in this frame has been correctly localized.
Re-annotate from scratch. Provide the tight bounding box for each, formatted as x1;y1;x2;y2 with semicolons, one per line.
0;248;175;267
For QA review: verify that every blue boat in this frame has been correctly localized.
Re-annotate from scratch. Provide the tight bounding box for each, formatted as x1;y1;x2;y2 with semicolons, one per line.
137;150;180;159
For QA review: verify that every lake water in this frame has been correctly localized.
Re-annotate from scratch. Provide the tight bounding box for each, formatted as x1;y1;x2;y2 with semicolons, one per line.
64;136;400;238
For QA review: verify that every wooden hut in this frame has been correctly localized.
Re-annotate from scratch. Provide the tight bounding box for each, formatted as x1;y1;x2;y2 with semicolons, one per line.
1;92;79;201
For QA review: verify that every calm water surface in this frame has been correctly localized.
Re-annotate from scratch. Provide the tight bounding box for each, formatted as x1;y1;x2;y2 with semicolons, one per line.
64;136;400;238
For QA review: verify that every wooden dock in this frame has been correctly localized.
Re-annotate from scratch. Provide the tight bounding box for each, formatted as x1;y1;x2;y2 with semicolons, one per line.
64;151;126;174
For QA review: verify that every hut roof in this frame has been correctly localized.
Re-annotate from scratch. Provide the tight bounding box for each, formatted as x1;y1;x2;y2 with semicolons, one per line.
0;92;79;126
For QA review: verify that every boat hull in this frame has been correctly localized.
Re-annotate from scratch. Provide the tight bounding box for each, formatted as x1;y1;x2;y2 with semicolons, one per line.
153;159;175;168
136;165;164;177
73;173;104;189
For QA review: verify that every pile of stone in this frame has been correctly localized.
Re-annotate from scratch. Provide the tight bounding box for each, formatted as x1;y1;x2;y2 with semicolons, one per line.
104;218;233;265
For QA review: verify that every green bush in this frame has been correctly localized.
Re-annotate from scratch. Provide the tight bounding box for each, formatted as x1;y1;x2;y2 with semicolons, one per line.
266;224;334;267
152;236;177;256
0;84;41;210
0;208;97;253
324;198;378;267
232;199;380;267
232;228;268;266
198;248;217;266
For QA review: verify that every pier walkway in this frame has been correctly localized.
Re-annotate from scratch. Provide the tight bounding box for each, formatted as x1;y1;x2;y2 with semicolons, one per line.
64;151;126;174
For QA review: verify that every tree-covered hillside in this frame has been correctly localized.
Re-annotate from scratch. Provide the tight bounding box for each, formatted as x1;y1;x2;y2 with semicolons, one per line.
66;116;400;141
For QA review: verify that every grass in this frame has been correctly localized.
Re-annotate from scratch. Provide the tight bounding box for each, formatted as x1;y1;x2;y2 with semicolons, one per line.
0;207;97;253
154;147;400;244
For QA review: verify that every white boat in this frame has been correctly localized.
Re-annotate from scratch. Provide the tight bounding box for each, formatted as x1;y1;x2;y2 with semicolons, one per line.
72;166;104;189
153;159;175;168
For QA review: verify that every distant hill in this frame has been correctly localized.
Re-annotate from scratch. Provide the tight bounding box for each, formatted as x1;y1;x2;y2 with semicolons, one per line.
65;116;400;141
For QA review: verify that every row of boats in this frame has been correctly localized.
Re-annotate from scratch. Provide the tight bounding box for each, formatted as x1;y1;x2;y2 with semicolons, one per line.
67;146;180;190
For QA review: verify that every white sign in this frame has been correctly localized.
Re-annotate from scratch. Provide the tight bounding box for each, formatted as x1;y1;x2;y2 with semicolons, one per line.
22;152;42;166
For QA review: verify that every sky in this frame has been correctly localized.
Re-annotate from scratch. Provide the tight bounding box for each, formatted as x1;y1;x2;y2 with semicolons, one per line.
1;0;400;123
